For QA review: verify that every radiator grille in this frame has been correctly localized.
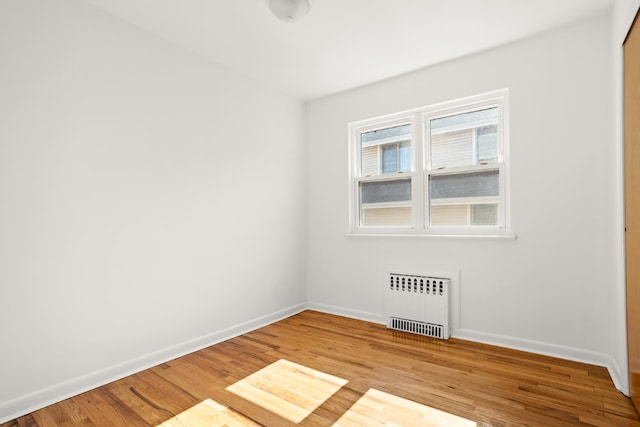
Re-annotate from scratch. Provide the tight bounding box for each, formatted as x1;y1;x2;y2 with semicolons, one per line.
386;273;450;339
389;318;445;339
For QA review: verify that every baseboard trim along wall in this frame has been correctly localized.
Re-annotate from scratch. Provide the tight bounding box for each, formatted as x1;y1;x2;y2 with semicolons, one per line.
453;328;625;394
0;303;307;425
1;304;626;424
607;357;627;396
307;303;625;395
307;302;387;325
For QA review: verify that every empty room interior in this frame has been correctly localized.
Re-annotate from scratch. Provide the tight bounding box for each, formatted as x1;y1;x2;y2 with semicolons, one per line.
3;0;640;425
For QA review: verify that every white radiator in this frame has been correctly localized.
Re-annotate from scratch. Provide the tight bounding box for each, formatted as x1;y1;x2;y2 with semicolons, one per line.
386;273;450;339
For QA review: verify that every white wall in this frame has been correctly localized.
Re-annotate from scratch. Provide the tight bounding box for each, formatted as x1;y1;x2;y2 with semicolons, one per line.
307;16;619;382
0;0;307;421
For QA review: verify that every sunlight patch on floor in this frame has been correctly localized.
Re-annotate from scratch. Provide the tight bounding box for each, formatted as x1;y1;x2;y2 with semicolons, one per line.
157;398;260;427
226;359;348;423
158;362;478;426
334;388;477;427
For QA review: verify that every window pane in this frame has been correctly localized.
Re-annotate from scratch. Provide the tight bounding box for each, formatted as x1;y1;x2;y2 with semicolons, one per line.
399;140;411;171
360;178;412;227
430;108;498;169
429;170;499;227
430;203;498;226
363;207;412;226
430;170;499;199
361;124;411;144
382;144;398;173
361;146;379;176
431;205;468;226
360;124;411;176
472;204;498;225
382;141;411;173
477;125;498;163
361;179;411;203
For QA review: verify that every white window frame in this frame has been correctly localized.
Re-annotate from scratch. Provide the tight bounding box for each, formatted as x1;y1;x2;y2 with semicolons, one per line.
348;89;511;237
350;116;417;232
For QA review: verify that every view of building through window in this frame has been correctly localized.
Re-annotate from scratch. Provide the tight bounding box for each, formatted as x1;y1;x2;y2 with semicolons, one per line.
429;108;499;227
359;123;412;226
350;90;508;234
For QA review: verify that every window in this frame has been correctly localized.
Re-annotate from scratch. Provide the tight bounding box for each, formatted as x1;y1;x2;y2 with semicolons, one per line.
349;89;510;236
357;122;413;227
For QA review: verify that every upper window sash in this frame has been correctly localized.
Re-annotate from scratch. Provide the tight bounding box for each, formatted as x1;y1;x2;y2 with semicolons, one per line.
353;117;415;179
423;96;507;172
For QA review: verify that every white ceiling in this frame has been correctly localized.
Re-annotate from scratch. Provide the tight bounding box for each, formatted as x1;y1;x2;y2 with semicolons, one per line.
81;0;613;101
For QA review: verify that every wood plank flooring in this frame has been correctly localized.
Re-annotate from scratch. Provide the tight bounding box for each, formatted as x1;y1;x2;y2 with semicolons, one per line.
3;310;639;426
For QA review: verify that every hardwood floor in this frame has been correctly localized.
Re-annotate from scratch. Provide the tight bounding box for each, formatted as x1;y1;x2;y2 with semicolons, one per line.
3;310;639;426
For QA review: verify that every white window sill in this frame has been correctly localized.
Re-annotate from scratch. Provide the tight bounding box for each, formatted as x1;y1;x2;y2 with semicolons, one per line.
345;232;517;241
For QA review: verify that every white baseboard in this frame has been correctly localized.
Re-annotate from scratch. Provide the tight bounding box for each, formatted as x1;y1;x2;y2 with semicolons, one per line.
2;304;628;424
307;302;386;325
606;356;629;396
453;328;618;379
308;306;628;396
0;303;307;425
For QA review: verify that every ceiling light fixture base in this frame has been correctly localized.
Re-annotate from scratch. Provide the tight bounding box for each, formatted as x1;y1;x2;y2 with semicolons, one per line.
265;0;312;23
